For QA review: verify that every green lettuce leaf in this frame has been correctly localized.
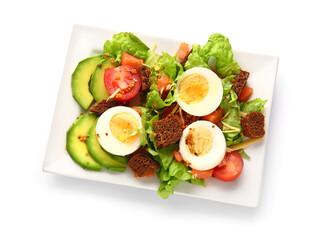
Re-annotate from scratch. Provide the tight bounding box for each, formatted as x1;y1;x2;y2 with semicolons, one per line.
188;178;206;186
240;98;267;113
222;74;236;96
144;51;161;67
155;144;179;170
184;44;210;70
202;33;241;78
156;52;183;81
156;167;170;182
157;159;205;199
220;90;242;146
168;160;192;181
103;32;149;62
157;177;181;199
145;85;179;110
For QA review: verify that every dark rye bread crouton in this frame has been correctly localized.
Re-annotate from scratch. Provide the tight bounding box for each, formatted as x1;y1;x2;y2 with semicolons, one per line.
127;153;160;177
241;112;265;138
153;116;183;150
233;70;250;96
89;99;122;116
137;65;151;92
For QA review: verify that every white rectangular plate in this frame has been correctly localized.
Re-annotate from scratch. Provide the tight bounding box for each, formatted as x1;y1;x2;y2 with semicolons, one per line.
43;24;278;207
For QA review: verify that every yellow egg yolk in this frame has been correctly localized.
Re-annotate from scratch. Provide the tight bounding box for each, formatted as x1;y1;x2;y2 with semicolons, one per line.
185;127;213;156
178;73;209;104
109;112;140;144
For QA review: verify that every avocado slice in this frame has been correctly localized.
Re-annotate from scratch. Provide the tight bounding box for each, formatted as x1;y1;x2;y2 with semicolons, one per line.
71;55;102;110
66;113;102;171
87;118;128;172
90;57;115;102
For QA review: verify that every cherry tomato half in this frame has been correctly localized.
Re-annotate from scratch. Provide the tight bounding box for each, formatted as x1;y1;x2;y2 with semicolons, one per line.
104;65;141;102
213;151;244;182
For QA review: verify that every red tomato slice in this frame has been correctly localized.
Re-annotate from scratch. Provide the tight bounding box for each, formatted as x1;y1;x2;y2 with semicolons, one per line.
121;52;143;68
173;150;184;162
213;151;244;182
104;65;141;101
238;86;253;102
201;108;224;125
191;168;214;179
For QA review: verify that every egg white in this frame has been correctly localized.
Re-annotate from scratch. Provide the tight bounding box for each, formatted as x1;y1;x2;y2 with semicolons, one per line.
179;120;226;170
96;106;142;156
176;67;223;116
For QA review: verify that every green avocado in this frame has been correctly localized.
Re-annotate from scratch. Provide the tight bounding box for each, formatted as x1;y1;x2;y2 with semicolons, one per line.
71;55;102;110
66;113;102;171
90;57;115;102
87;118;128;172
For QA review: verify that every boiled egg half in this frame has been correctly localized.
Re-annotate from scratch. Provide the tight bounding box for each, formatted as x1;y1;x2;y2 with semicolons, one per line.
176;67;223;116
96;106;142;156
179;120;226;170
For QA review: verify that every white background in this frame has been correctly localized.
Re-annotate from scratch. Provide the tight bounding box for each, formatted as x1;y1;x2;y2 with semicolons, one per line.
1;0;323;239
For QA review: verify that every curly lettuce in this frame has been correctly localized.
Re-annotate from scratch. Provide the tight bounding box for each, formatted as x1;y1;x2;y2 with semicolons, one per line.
103;32;150;62
156;52;183;81
184;34;241;78
184;44;210;70
202;33;241;78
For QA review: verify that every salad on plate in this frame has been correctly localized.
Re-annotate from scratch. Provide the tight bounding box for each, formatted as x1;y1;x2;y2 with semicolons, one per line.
66;32;267;199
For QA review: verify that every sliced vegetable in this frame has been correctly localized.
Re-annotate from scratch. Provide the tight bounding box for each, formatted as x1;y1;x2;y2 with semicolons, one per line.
213;151;243;182
104;65;141;101
201;108;224;125
176;42;190;59
238;86;253;102
156;75;172;99
173;150;183;162
121;52;143;68
191;168;214;179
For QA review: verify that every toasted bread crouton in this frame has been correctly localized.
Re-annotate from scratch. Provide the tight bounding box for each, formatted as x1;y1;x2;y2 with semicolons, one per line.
137;65;151;92
153;116;183;150
233;70;249;96
241;112;265;138
128;153;160;177
89;99;122;116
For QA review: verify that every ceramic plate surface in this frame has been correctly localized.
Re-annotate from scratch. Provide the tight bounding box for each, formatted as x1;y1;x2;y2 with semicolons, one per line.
43;24;278;207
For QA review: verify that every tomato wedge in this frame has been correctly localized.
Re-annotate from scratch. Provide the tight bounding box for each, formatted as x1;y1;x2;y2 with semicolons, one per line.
213;151;244;182
156;75;172;100
201;108;224;125
121;52;143;68
173;150;184;162
104;65;141;101
238;86;253;102
176;42;190;59
191;168;214;179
